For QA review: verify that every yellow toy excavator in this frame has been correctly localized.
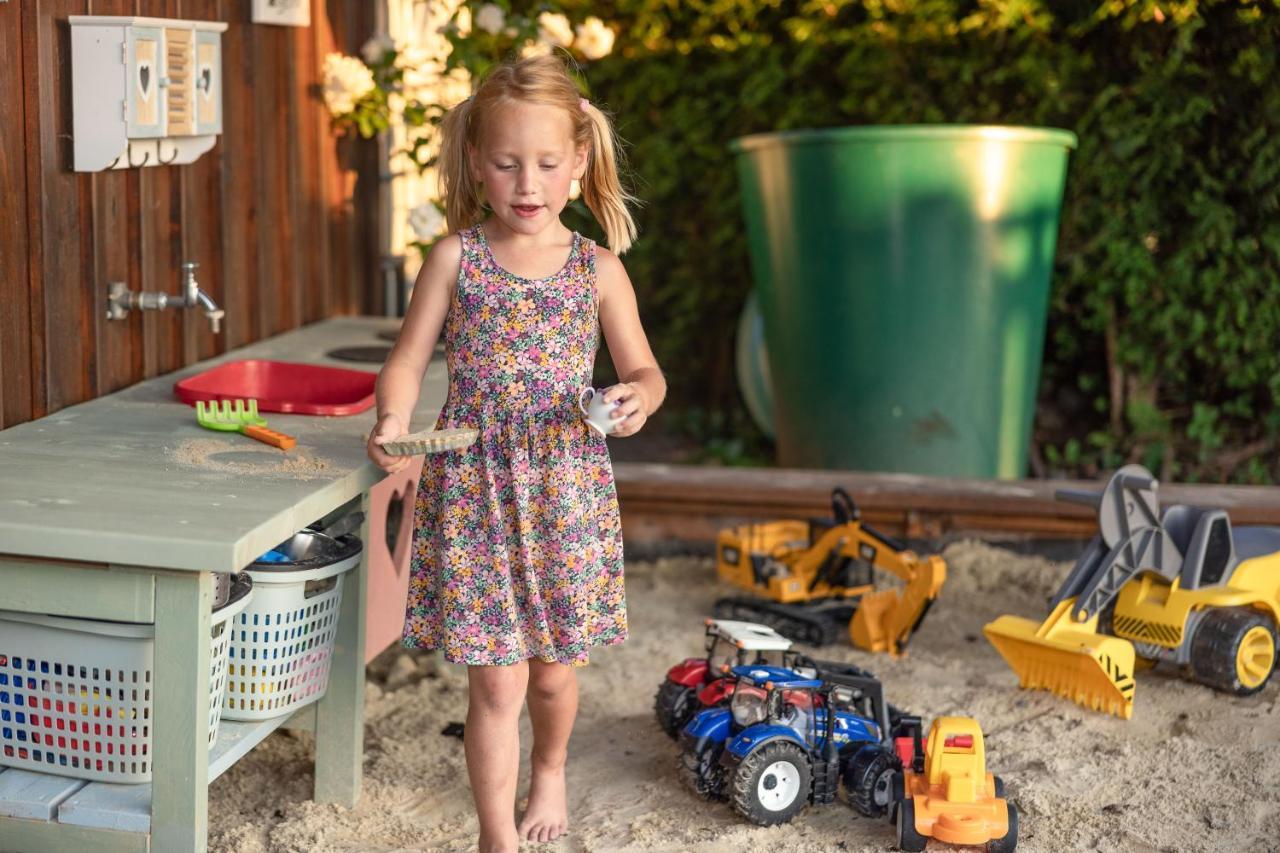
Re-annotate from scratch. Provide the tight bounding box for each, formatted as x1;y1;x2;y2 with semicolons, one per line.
985;464;1280;719
713;488;947;654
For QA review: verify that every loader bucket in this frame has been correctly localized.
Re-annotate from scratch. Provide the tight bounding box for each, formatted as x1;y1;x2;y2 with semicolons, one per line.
983;600;1136;719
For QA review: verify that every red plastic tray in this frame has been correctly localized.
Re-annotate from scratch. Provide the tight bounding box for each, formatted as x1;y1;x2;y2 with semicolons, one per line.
173;359;377;416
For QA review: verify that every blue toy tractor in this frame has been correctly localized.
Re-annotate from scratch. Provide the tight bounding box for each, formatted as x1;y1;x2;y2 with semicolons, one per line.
678;664;892;826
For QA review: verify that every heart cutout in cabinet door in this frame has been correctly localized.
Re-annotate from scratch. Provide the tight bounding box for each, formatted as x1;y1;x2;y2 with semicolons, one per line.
200;67;212;94
139;64;151;96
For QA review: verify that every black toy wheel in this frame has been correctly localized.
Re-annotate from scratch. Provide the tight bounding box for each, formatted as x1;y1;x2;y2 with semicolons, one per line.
730;740;812;826
896;798;928;851
987;802;1018;852
845;745;899;818
678;743;726;800
1190;608;1277;696
654;679;698;739
993;775;1006;798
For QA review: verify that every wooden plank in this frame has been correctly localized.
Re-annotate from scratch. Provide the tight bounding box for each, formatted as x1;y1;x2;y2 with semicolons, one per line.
0;0;33;428
216;1;256;351
58;781;150;833
0;768;86;821
138;0;183;381
90;0;145;397
295;6;327;324
252;21;289;339
0;813;149;852
178;0;226;366
205;713;292;782
612;462;1280;544
0;557;156;622
309;0;336;320
44;0;97;412
313;496;367;807
57;712;295;835
149;570;212;853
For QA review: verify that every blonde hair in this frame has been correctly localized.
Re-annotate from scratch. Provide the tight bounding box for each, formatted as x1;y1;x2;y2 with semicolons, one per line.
438;54;638;254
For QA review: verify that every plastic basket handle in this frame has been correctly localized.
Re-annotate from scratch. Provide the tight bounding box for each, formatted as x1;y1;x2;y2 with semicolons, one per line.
243;424;297;450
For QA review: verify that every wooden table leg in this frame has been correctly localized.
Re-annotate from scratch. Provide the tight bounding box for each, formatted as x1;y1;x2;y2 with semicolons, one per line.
151;570;213;853
314;493;369;806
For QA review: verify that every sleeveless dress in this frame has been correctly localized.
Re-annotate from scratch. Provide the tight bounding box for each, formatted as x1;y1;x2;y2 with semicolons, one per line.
402;225;627;667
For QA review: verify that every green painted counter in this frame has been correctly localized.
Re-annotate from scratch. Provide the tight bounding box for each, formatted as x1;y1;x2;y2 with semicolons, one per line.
0;317;445;853
0;317;446;572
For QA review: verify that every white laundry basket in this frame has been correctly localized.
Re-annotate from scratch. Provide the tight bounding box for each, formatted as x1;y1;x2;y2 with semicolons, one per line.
0;573;253;784
223;530;361;721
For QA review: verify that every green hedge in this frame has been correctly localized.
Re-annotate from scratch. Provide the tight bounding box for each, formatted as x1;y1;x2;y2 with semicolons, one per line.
457;1;1280;480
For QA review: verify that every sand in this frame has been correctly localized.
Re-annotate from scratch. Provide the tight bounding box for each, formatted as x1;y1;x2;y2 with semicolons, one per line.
207;541;1280;852
169;438;335;479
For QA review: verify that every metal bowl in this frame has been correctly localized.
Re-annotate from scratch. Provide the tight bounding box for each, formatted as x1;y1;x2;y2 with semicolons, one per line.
251;530;362;572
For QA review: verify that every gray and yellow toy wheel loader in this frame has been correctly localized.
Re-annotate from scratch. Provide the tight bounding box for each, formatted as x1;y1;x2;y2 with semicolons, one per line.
985;464;1280;718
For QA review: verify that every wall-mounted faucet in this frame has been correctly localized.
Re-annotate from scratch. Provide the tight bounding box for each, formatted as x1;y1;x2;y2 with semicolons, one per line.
106;261;225;333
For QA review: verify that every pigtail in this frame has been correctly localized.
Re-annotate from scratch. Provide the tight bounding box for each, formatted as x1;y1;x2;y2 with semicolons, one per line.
438;98;484;234
580;102;638;255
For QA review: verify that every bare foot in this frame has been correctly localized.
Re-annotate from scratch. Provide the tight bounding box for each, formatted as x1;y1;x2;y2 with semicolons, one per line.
478;827;520;853
517;763;568;843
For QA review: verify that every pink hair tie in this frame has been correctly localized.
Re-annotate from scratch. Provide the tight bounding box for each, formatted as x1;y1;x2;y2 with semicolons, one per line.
579;97;590;112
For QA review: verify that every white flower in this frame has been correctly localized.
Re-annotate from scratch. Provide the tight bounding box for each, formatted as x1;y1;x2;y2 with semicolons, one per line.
520;39;553;59
360;33;397;65
475;4;505;35
322;52;375;117
453;6;472;37
537;12;574;48
409;203;447;241
574;17;615;60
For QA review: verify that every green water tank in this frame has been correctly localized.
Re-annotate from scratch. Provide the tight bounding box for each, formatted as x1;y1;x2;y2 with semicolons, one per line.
732;125;1077;478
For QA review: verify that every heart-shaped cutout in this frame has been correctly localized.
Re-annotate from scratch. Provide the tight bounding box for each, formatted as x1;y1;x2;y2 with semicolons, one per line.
200;67;212;94
139;64;151;95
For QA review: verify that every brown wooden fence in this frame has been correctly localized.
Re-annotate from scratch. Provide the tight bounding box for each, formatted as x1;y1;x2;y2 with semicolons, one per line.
0;0;380;429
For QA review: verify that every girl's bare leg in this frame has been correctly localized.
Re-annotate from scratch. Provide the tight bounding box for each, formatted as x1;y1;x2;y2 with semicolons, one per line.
518;659;578;842
466;662;529;853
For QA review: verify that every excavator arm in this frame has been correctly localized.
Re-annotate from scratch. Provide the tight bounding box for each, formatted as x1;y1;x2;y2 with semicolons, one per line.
844;533;947;655
790;520;946;655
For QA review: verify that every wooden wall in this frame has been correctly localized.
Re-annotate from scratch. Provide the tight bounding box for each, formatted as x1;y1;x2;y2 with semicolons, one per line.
0;0;381;429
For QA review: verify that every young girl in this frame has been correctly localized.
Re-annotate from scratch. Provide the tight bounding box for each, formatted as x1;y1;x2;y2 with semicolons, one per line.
366;55;665;853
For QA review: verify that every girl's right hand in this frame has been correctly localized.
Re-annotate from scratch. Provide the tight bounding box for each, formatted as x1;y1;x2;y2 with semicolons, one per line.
367;413;410;474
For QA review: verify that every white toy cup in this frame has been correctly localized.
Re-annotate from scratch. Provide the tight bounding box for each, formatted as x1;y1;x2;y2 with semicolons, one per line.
579;386;624;436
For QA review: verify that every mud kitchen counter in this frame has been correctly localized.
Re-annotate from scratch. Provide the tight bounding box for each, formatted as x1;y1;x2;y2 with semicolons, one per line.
0;317;445;853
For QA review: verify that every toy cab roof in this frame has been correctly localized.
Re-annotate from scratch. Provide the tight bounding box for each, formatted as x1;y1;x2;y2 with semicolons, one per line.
730;664;821;689
707;619;794;650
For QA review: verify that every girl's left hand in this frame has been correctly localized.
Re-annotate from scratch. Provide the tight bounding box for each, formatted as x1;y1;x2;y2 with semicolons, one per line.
603;382;648;437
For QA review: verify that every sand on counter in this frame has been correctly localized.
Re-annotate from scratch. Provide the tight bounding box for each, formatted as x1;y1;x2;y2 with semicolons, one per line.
208;541;1280;853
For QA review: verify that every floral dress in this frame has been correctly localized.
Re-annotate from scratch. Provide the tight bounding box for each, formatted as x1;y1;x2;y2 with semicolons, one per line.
402;224;627;667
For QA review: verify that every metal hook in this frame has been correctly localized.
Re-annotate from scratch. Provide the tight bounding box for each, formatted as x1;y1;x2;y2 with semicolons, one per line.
158;143;179;165
127;144;151;168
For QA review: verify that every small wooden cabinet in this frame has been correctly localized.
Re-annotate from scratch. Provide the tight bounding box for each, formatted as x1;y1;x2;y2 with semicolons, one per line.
70;16;227;172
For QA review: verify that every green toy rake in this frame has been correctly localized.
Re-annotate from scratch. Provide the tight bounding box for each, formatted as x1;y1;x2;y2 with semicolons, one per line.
194;399;297;450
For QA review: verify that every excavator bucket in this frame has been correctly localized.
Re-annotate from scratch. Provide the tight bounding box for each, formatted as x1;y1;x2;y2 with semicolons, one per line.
984;599;1136;719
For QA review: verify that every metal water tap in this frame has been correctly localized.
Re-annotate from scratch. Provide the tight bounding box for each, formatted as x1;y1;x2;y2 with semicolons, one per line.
106;261;225;334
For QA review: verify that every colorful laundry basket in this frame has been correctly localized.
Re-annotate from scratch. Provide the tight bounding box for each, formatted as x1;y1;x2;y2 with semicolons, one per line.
0;573;253;783
222;530;361;721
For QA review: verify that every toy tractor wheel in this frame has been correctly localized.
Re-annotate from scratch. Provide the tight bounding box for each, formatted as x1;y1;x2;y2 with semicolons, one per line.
895;798;928;852
993;775;1006;798
678;743;726;801
1190;608;1278;696
987;801;1019;852
654;679;698;739
730;740;812;826
845;745;898;818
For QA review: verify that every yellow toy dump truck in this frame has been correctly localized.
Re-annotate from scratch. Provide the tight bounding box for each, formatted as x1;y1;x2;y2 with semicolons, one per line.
713;488;946;653
891;716;1016;852
985;464;1280;719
